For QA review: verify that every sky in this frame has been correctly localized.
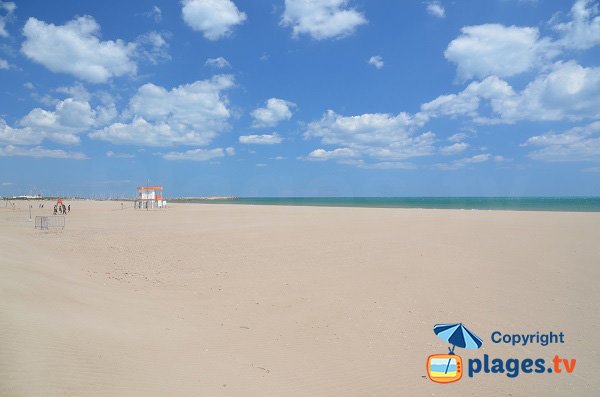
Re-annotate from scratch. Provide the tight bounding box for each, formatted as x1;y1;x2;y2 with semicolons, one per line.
0;0;599;197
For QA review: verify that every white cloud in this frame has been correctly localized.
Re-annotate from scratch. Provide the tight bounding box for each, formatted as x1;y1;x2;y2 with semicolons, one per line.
448;132;468;142
162;147;228;161
18;98;96;145
225;146;235;155
488;61;600;122
420;75;514;119
135;31;170;64
0;97;101;146
106;150;135;159
281;0;367;40
368;55;384;69
21;16;137;83
426;1;445;18
304;110;435;164
0;57;8;69
445;1;600;81
251;98;296;128
54;83;91;102
182;0;246;40
524;121;600;161
0;1;16;37
341;159;416;169
91;75;235;146
145;6;162;23
307;147;358;160
422;61;600;123
1;181;13;186
553;0;600;50
435;153;492;170
0;145;86;160
445;24;554;81
256;163;267;167
239;133;283;144
0;119;42;145
205;56;231;68
439;142;468;155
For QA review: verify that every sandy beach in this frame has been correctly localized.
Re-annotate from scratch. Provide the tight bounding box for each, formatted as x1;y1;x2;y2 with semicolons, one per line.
1;200;599;396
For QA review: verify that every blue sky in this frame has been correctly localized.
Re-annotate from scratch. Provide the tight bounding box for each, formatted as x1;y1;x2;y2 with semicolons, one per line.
0;0;599;197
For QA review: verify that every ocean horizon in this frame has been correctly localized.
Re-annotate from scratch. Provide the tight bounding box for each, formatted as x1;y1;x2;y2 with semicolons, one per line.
173;197;600;212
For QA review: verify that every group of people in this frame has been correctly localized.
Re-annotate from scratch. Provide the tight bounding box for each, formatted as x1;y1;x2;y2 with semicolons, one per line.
54;203;70;215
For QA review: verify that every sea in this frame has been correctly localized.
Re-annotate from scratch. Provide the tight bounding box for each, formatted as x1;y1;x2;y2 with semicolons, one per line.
175;197;600;212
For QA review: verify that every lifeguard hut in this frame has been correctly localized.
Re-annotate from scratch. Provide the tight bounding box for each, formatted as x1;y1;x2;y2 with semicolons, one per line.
135;186;166;209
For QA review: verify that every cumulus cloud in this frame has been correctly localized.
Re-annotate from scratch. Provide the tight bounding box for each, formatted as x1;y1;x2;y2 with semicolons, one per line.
0;1;16;37
421;75;514;119
304;110;435;165
434;153;492;170
21;16;138;83
281;0;367;40
0;145;86;160
426;1;445;18
239;133;283;144
19;98;97;145
553;0;600;50
182;0;246;40
448;132;469;142
135;31;170;64
205;56;231;68
54;83;91;102
162;147;234;161
439;142;468;155
144;6;162;23
0;118;42;145
307;147;358;160
251;98;296;128
106;150;135;159
0;58;8;69
368;55;384;69
523;121;600;161
486;61;600;122
91;75;235;146
445;1;600;81
337;159;416;169
422;61;600;123
444;24;554;81
0;96;103;146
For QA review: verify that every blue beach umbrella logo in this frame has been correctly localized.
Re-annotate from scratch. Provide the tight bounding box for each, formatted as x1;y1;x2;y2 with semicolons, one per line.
426;323;483;383
433;323;483;354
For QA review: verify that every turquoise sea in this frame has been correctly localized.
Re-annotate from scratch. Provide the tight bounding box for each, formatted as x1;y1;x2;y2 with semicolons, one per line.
175;197;600;212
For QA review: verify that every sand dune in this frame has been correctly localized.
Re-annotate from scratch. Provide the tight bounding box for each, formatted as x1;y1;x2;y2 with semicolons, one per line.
1;201;599;396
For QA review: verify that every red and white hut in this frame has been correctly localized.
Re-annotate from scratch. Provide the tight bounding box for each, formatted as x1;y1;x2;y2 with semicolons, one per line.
135;186;166;209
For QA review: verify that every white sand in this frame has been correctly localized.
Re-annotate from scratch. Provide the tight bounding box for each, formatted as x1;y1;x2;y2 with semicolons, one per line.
1;200;599;396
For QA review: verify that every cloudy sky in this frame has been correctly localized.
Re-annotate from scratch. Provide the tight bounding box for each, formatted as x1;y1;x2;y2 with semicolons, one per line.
0;0;599;197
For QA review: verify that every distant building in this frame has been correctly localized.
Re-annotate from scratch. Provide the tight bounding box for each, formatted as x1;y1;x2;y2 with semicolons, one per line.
135;186;166;209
